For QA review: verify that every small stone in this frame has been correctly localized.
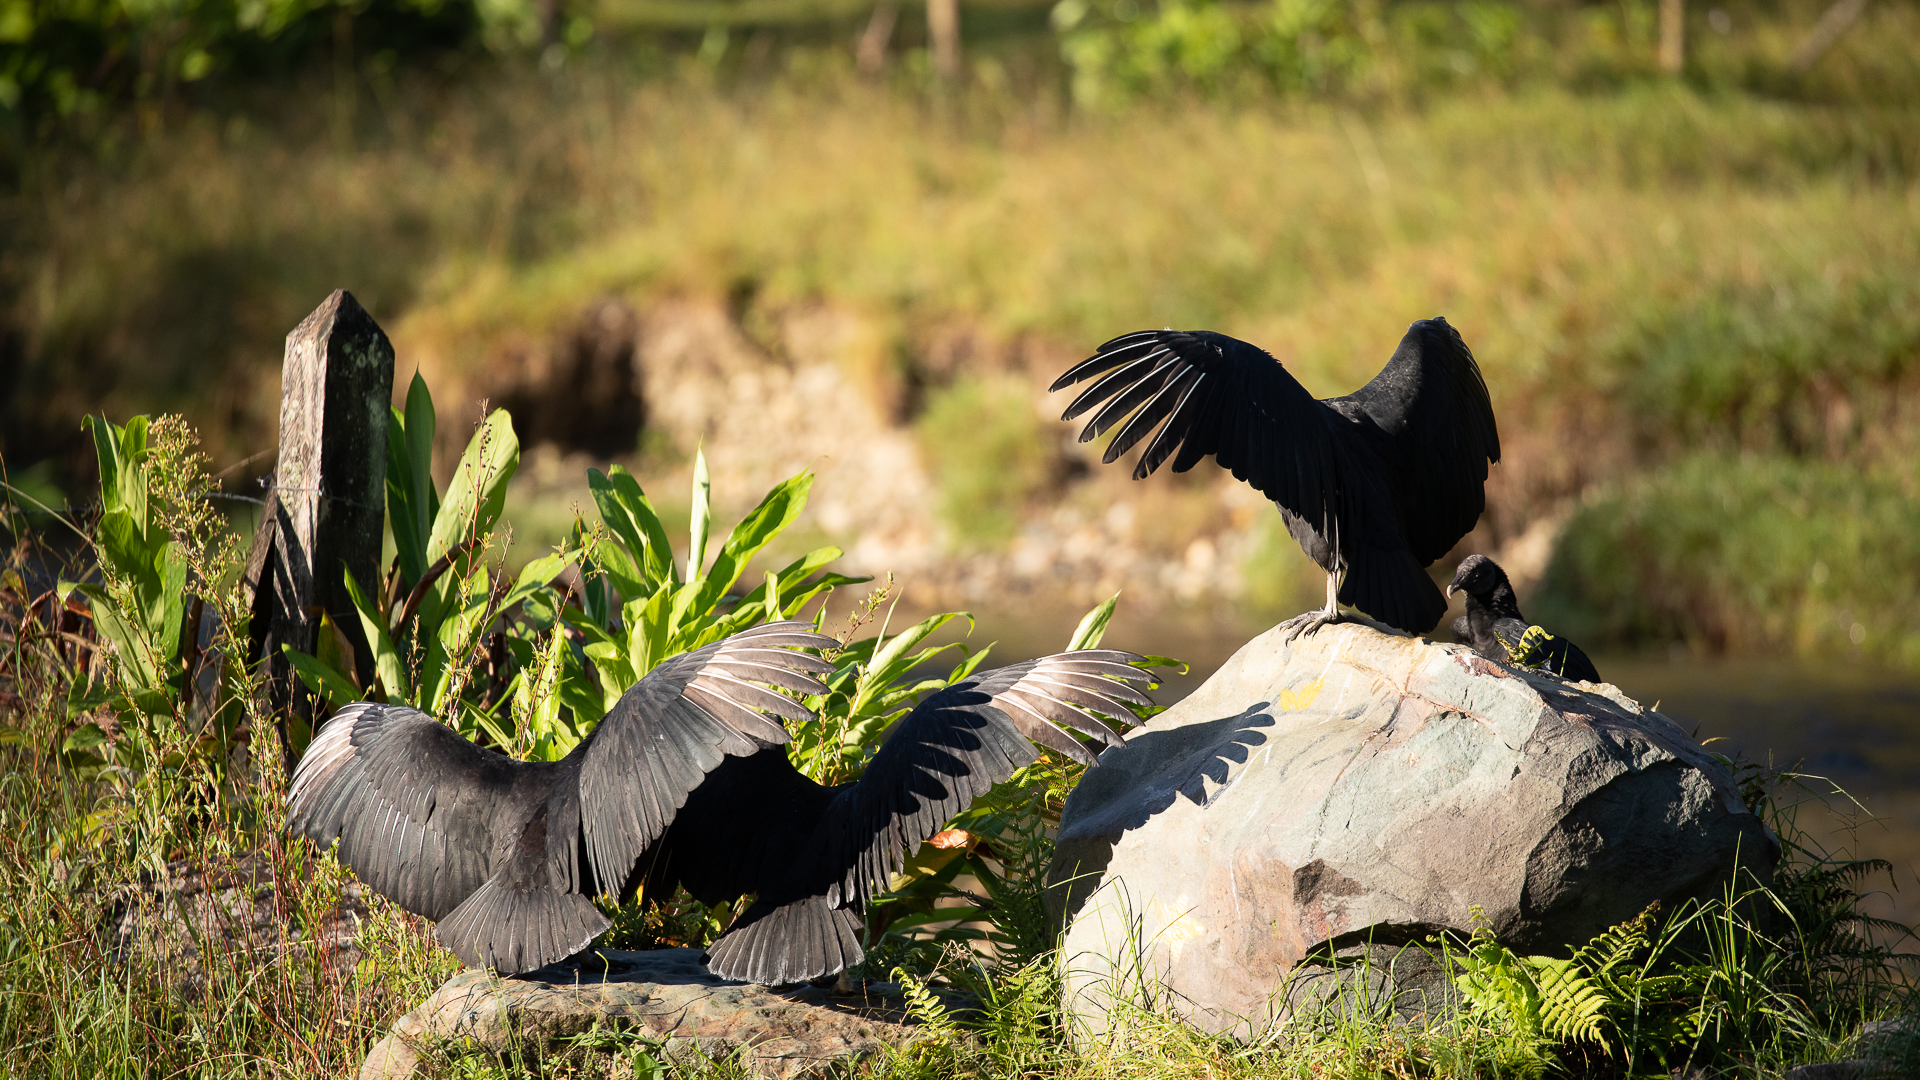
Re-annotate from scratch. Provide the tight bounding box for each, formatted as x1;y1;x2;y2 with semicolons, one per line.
1780;1063;1867;1080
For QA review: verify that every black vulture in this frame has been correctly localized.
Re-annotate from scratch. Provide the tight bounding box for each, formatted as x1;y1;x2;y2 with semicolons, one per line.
287;619;1151;982
652;649;1151;985
287;621;837;974
1051;319;1500;638
1447;554;1601;683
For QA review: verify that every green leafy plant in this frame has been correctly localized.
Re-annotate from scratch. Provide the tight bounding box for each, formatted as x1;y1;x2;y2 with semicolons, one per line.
61;416;188;720
1450;902;1712;1076
564;450;861;726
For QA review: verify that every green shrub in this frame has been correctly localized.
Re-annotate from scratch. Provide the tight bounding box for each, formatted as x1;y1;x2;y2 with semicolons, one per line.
1536;452;1920;668
917;376;1070;549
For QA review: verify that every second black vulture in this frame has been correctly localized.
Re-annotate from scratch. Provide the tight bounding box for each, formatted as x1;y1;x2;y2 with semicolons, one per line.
1051;318;1501;638
288;619;1153;983
1447;554;1601;683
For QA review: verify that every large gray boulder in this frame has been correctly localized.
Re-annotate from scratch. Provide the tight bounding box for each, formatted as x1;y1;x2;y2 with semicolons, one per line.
1048;620;1775;1040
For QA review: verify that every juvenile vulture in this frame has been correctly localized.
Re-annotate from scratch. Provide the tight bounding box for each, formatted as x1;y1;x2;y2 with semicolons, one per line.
288;619;1151;983
1448;554;1601;683
1052;318;1500;638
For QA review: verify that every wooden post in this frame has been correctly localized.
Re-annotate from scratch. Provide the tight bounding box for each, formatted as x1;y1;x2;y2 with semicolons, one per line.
857;1;900;75
927;0;960;80
1658;0;1685;74
244;290;394;762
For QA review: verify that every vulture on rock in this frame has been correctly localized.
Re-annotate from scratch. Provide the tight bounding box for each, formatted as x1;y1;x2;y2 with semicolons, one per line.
1051;318;1500;638
288;619;1152;983
1448;554;1601;683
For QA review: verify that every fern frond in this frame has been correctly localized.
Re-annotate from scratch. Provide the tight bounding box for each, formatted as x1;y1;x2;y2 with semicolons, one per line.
894;967;960;1041
1531;957;1613;1051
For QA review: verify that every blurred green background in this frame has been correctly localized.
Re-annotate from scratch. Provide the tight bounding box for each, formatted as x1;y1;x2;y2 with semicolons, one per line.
2;0;1917;673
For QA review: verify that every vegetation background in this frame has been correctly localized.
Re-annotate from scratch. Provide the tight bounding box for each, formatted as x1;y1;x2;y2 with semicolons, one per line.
4;0;1918;667
2;0;1919;1075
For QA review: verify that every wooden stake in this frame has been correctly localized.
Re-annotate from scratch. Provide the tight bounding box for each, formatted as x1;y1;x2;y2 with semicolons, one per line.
245;290;394;762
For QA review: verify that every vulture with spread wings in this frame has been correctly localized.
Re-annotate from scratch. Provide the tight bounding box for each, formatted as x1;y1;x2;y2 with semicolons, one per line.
1051;318;1501;637
288;619;1151;983
652;649;1151;985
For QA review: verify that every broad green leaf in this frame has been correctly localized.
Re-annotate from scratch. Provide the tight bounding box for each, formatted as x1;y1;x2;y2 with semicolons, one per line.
687;448;711;583
588;466;676;589
427;407;518;565
1067;593;1120;651
418;409;518;633
283;645;362;712
688;471;816;617
629;586;677;685
465;695;517;750
387;372;440;586
62;723;109;752
63;580;166;693
86;415;150;532
514;628;574;761
587;529;647;602
852;611;974;717
584;640;632;712
344;568;408;702
314;611;360;693
559;645;608;727
727;546;858;618
498;553;570;613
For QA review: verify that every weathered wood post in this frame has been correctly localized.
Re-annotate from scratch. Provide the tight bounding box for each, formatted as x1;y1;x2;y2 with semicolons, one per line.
244;290;394;764
1658;0;1685;73
928;0;960;80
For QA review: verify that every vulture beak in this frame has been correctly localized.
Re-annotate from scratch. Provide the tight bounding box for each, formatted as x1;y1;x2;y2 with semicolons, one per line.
1445;583;1456;600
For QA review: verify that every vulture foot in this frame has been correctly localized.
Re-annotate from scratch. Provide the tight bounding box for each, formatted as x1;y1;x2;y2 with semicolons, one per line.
1277;607;1343;645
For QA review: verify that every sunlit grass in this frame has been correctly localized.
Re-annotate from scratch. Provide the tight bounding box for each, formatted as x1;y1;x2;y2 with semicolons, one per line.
7;21;1920;662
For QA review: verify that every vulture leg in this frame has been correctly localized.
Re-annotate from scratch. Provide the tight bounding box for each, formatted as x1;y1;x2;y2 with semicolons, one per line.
1277;567;1344;644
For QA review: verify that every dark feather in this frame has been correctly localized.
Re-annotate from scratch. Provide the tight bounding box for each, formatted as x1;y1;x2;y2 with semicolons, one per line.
286;621;836;976
1052;320;1500;634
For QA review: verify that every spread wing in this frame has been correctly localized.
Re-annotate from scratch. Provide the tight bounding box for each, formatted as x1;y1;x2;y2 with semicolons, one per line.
1334;317;1501;564
578;620;837;894
822;650;1151;911
288;702;509;921
702;651;1154;984
1051;330;1342;529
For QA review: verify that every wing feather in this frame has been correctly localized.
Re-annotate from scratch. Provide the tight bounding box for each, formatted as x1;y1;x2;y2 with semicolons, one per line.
579;620;834;897
287;702;508;921
824;651;1154;906
1334;317;1501;564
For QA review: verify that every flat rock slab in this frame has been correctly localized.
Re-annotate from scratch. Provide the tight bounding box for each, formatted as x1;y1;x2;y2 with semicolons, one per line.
361;949;935;1079
1048;620;1777;1040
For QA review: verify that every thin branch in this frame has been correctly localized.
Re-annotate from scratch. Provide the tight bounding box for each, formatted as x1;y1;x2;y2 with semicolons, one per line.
1790;0;1872;73
393;536;485;636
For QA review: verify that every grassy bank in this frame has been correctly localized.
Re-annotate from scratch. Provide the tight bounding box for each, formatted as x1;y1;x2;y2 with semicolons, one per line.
6;3;1920;664
2;411;1917;1079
